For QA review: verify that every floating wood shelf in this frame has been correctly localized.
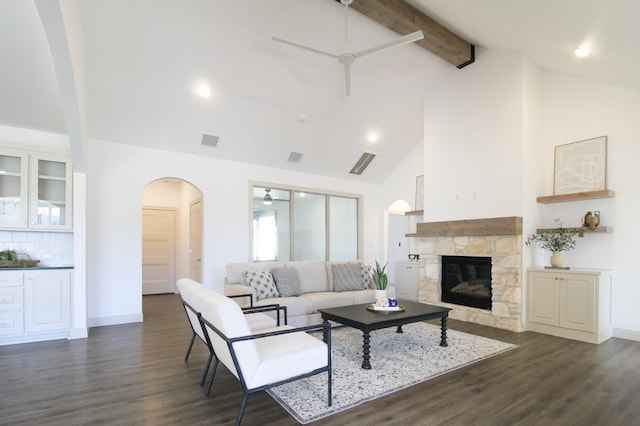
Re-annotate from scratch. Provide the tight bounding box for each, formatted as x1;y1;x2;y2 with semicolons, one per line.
404;210;424;216
536;190;615;204
535;226;613;235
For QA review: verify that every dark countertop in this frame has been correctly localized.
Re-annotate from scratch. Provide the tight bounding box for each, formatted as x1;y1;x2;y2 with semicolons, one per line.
0;265;74;270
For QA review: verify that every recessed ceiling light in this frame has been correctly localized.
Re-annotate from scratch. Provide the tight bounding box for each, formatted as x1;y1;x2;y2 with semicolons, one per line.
197;84;212;98
574;48;591;58
368;132;378;142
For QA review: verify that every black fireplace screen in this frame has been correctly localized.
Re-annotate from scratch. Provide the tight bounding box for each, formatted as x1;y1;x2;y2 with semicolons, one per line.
441;255;492;310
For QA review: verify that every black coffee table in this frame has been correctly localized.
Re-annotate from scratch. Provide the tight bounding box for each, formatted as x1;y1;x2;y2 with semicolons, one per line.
319;300;452;369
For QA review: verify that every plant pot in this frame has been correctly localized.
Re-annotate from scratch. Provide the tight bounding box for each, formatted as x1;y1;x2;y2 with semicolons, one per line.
374;289;387;302
550;251;564;268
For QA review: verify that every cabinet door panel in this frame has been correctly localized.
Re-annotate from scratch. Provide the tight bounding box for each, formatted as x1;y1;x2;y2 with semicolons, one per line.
395;262;419;301
0;149;28;229
528;274;560;325
29;154;73;230
560;275;596;332
24;271;70;332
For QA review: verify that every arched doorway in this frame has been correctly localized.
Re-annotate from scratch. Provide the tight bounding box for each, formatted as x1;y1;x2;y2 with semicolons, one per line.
141;178;203;295
384;199;412;283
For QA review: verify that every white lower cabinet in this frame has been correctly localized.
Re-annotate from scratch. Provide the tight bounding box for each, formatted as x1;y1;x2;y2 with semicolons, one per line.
527;268;613;344
395;261;420;301
0;269;71;345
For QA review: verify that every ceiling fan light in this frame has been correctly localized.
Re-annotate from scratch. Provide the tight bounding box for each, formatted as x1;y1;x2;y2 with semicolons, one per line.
574;47;591;58
263;189;273;205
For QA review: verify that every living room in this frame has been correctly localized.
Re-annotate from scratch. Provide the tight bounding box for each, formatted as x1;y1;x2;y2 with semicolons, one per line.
2;1;640;423
1;0;639;343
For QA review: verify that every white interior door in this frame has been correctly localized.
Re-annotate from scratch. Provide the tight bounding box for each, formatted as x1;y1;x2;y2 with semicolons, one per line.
142;207;176;295
189;199;202;282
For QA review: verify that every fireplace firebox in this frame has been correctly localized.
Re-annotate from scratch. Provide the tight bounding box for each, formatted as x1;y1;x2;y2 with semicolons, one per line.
441;255;492;310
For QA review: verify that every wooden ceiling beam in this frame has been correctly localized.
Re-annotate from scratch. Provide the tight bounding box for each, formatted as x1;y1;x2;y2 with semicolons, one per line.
345;0;475;68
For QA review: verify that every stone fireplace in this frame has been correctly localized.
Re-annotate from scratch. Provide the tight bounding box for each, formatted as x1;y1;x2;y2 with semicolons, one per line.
413;217;524;332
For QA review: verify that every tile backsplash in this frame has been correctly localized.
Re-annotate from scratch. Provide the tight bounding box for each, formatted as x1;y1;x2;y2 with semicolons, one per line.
0;231;74;266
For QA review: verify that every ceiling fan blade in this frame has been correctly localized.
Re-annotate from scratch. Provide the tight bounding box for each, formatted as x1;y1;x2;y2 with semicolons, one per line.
344;62;351;97
355;30;424;59
272;36;339;59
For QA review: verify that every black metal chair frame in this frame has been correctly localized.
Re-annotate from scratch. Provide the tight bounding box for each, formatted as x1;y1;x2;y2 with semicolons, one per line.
198;313;332;426
181;293;287;390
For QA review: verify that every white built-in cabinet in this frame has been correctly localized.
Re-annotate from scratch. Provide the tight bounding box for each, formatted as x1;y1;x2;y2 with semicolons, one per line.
0;269;72;345
0;148;72;231
527;268;613;344
395;261;420;301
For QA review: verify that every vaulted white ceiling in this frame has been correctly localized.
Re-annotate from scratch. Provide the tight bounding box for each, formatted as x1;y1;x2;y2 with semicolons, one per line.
1;0;639;183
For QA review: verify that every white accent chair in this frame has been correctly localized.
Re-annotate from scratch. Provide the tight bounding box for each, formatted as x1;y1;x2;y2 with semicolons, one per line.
177;278;288;393
196;284;332;425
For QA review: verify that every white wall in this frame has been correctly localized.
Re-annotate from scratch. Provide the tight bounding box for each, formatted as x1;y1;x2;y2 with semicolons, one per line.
379;140;425;259
86;139;382;325
540;73;640;334
423;48;526;221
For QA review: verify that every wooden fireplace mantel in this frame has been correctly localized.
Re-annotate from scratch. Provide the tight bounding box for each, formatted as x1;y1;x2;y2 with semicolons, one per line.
406;216;523;237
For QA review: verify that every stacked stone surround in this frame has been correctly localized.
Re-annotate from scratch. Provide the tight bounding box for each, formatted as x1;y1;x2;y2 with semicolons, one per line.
417;234;524;332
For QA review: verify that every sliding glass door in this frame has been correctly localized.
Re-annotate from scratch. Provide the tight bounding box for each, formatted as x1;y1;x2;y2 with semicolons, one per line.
251;185;361;262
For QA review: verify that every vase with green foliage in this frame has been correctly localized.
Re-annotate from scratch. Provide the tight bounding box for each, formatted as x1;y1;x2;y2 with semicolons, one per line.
372;261;388;302
526;219;578;267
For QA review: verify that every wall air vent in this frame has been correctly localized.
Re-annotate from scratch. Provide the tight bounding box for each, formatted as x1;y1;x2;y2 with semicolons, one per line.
288;152;303;162
201;133;219;147
349;152;376;175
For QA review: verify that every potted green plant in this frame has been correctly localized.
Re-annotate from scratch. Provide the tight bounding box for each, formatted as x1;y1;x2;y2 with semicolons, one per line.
372;261;388;302
526;219;579;267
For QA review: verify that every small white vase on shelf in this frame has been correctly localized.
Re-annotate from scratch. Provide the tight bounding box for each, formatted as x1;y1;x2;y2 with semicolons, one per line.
550;251;564;268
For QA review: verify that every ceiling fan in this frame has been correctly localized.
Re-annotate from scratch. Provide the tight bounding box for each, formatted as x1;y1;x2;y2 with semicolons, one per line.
273;0;424;96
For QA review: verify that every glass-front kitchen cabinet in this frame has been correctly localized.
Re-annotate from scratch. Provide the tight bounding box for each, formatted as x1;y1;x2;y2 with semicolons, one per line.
0;148;72;231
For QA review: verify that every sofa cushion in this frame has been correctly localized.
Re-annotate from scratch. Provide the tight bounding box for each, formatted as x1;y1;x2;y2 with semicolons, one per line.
300;291;355;311
271;267;302;297
245;270;279;300
254;296;314;318
226;261;285;285
332;263;364;292
288;261;328;293
350;289;377;304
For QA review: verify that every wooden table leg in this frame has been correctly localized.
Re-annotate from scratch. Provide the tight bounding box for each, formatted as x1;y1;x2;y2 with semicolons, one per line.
440;315;449;347
362;331;371;369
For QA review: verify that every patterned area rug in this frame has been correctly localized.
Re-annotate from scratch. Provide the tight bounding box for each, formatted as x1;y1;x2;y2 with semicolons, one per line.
267;322;517;424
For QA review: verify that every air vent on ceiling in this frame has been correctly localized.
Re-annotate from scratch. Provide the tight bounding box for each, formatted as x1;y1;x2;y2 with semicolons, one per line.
288;152;303;162
349;152;376;175
201;133;219;147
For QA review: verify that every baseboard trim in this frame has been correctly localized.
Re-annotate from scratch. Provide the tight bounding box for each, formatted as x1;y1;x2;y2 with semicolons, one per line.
613;327;640;342
88;313;143;328
68;327;89;339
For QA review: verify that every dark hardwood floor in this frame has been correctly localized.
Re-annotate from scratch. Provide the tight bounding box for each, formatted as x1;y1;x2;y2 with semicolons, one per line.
1;294;639;425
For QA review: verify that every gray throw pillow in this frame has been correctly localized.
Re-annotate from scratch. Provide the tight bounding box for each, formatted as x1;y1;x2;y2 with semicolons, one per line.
333;263;363;292
272;267;302;297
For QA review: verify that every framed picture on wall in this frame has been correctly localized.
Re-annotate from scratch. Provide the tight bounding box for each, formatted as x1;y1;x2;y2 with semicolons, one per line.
554;136;607;195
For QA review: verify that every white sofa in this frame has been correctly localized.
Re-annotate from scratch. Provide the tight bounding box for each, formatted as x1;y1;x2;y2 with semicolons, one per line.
224;260;376;326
